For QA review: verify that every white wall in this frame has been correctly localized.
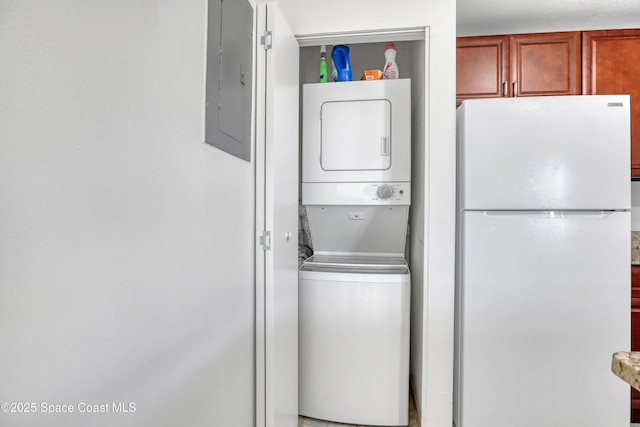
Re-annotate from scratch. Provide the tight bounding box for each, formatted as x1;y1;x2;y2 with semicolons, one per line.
277;1;457;426
0;1;256;426
457;0;640;36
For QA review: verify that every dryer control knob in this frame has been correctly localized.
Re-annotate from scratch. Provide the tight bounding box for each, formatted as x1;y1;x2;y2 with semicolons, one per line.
376;184;394;200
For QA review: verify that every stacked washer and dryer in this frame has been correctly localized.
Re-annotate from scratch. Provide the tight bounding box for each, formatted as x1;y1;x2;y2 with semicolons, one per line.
298;79;412;426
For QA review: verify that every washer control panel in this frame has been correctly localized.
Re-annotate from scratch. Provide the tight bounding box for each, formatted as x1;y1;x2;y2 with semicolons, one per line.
371;182;409;202
301;182;411;205
376;184;394;200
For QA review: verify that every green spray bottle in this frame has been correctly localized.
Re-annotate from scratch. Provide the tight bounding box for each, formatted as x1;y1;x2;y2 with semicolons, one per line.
319;45;328;83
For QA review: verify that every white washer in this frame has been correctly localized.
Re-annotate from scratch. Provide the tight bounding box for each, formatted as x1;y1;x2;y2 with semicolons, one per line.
298;197;411;425
298;257;410;426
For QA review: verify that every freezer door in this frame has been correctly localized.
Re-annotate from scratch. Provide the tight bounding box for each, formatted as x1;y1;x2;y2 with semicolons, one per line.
458;95;630;210
456;210;630;427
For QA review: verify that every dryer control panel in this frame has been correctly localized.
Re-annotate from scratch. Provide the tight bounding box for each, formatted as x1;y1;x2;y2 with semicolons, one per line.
373;183;408;202
302;182;411;206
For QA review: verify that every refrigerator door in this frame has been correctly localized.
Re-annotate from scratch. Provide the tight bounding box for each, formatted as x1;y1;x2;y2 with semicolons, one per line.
458;95;630;210
456;210;630;427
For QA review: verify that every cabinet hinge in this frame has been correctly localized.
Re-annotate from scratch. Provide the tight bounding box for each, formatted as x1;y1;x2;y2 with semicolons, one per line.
259;230;272;250
260;31;273;50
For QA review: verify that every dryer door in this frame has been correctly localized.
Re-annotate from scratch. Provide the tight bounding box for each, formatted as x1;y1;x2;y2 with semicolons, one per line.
321;99;391;171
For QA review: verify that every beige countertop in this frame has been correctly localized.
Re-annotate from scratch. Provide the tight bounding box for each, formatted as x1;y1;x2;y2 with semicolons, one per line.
612;351;640;391
633;231;640;265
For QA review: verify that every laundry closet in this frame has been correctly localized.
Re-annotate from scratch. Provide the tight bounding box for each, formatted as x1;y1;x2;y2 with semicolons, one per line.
295;35;427;426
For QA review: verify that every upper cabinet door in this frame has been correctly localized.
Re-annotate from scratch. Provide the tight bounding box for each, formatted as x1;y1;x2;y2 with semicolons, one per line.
457;32;581;104
456;35;510;104
583;29;640;177
510;32;581;97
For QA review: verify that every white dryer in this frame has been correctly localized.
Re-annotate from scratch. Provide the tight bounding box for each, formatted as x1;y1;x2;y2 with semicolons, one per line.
299;79;412;426
302;78;411;186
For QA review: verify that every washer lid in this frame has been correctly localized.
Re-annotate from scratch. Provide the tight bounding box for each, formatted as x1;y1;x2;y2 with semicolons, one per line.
304;254;407;267
300;254;409;274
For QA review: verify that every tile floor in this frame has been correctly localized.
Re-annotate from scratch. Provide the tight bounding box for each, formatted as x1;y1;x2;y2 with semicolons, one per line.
297;392;420;427
299;421;638;427
298;412;634;427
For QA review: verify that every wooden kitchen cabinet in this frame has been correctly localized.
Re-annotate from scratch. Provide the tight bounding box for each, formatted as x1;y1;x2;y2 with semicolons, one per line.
510;32;581;97
457;35;510;103
457;32;581;104
631;266;640;422
582;29;640;178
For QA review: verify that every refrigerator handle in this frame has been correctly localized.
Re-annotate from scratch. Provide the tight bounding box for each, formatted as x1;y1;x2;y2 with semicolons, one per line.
480;210;619;219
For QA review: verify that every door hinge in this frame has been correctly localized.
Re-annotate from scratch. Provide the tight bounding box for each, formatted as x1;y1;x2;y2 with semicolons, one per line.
259;230;272;250
261;31;273;50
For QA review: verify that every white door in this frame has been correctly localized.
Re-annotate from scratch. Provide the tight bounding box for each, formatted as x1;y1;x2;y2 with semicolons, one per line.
457;210;629;427
255;3;299;427
458;95;630;210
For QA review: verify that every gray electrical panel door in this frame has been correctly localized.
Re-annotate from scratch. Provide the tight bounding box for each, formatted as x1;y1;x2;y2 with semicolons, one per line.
205;0;253;161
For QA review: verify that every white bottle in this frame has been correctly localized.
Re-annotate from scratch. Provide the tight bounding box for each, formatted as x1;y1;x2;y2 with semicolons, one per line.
382;42;399;79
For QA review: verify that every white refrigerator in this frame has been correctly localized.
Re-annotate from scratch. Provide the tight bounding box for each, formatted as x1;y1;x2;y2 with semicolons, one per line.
455;95;631;427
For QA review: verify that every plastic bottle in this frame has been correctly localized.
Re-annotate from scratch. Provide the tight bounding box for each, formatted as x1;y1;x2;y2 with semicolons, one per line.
319;45;328;83
382;42;399;79
331;45;352;82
